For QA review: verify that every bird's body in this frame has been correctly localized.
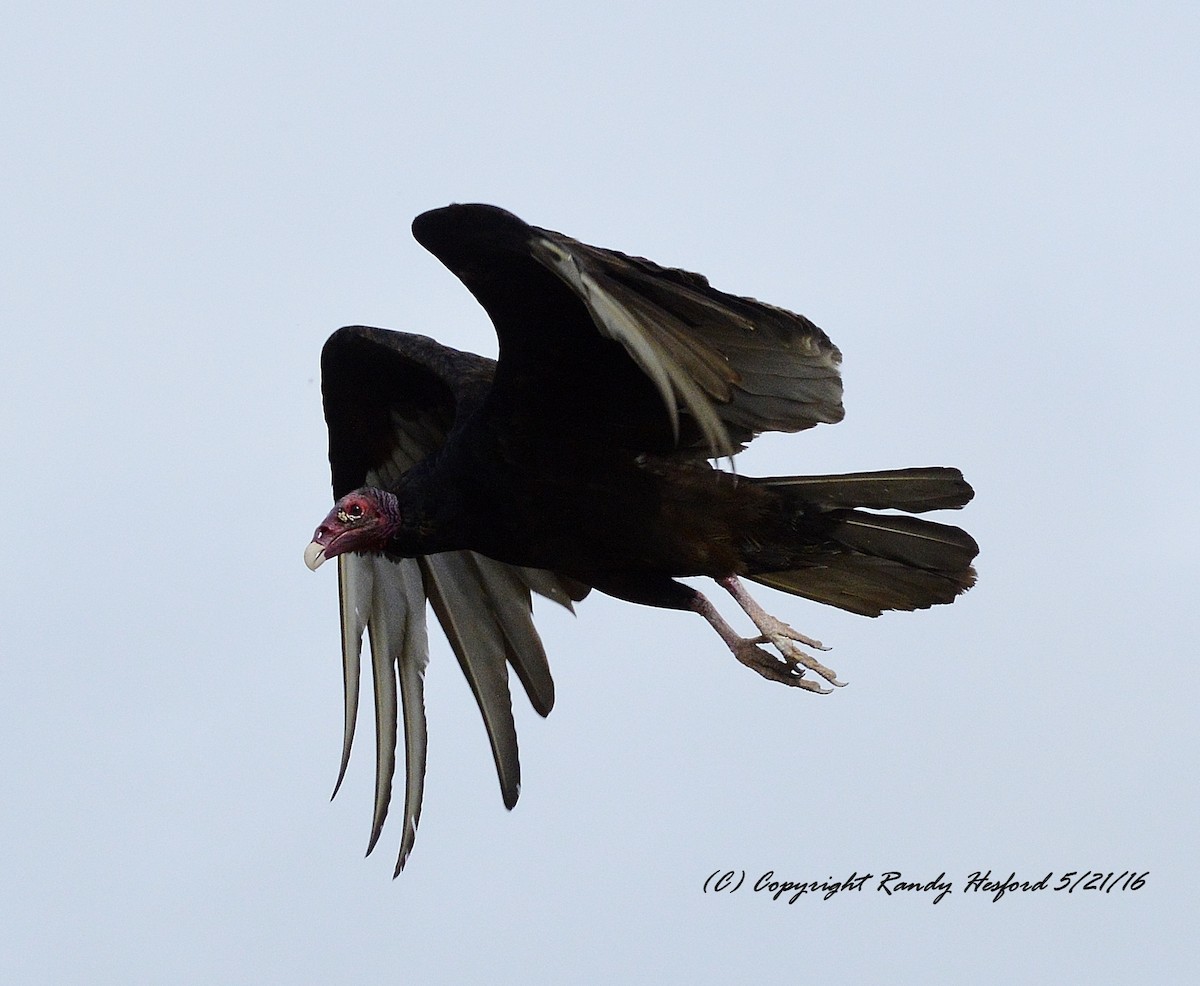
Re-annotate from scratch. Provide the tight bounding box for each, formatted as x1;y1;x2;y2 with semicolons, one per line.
305;204;978;873
386;427;757;579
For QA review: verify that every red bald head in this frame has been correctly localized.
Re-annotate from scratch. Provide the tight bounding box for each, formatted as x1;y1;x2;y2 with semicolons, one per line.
304;488;402;570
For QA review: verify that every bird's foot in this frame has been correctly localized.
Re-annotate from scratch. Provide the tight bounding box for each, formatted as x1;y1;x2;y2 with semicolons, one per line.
717;576;846;688
690;584;845;692
747;632;845;689
732;637;834;693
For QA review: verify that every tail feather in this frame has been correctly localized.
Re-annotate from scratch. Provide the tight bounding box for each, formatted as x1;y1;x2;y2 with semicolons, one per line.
758;467;973;513
827;511;978;572
750;554;974;617
747;468;978;617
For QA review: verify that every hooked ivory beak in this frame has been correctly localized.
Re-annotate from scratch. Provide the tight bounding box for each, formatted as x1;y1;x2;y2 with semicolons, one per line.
304;541;328;571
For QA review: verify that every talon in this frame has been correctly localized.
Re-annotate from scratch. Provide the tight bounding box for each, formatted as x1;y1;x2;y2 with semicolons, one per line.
770;635;846;687
746;633;843;686
734;642;832;694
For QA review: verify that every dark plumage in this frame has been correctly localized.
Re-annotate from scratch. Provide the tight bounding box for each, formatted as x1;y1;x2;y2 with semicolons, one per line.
305;204;977;873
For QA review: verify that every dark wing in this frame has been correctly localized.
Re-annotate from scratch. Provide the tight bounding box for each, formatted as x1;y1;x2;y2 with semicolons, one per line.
411;204;845;457
318;325;585;874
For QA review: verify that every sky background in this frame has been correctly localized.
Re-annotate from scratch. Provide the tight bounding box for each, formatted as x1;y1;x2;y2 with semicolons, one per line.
2;1;1196;982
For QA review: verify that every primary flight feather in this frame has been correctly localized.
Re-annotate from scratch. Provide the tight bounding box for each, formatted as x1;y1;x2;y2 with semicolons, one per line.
305;204;977;873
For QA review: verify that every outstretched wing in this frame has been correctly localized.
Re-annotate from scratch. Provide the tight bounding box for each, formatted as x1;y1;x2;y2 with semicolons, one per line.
411;204;845;457
318;325;584;873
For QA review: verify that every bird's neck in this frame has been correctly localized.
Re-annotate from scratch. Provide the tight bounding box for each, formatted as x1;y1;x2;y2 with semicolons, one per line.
382;458;471;558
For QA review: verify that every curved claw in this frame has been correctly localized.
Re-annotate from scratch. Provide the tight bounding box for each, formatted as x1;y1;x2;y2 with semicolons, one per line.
749;635;846;687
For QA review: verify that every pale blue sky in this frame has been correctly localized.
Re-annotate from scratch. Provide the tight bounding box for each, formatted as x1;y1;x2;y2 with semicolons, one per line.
2;2;1195;982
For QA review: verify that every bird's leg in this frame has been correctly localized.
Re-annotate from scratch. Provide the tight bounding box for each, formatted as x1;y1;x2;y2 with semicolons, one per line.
690;591;835;694
714;576;846;689
718;575;828;650
585;572;844;693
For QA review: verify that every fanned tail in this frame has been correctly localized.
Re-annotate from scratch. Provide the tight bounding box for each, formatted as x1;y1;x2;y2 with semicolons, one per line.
748;467;978;617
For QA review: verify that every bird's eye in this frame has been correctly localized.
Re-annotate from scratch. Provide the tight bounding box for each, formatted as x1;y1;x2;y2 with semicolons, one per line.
336;501;366;524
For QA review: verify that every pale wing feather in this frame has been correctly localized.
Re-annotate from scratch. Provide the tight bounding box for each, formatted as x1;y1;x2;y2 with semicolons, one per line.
419;552;524;809
532;237;733;454
332;554;370;798
530;230;844;455
418;551;567;808
593;256;845;433
337;545;574;870
357;553;429;873
465;554;558;716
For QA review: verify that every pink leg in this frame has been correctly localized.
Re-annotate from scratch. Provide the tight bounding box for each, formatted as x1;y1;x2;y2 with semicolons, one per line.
718;575;830;651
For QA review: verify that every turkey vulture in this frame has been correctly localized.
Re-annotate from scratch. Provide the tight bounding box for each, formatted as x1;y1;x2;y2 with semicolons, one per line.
305;204;977;873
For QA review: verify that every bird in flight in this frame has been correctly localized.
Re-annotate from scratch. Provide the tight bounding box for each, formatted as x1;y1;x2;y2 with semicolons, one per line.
305;204;977;873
